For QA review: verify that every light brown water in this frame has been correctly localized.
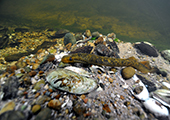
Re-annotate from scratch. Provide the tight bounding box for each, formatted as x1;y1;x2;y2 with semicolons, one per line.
0;0;170;50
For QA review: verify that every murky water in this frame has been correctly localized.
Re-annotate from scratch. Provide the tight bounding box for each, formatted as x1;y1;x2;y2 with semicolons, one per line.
0;0;170;50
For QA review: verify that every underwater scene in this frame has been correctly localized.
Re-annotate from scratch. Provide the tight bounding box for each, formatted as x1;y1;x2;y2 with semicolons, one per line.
0;0;170;50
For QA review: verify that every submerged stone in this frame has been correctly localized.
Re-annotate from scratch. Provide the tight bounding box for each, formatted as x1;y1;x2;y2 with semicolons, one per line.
46;69;98;94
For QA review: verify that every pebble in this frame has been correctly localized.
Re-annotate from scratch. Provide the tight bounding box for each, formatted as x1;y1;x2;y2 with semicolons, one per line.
33;79;45;91
84;29;91;38
31;104;41;114
34;108;52;120
121;67;136;79
47;99;61;110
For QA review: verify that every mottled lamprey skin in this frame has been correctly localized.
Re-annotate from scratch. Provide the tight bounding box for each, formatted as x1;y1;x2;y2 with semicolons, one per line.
61;53;158;74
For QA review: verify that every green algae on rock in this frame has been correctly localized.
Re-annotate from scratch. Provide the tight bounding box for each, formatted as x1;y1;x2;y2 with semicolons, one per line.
46;69;97;94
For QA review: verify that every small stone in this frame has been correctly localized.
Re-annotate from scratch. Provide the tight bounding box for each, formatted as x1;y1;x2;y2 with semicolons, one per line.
33;79;45;91
83;98;88;104
40;54;55;64
107;33;116;39
94;37;104;45
31;104;41;114
85;30;91;38
120;95;125;100
16;60;27;69
34;92;41;98
32;63;40;70
108;78;114;83
0;101;15;115
124;101;131;106
102;104;111;113
36;95;51;105
28;70;37;77
73;103;86;116
134;86;143;94
80;94;86;100
121;67;135;79
92;31;100;38
47;99;61;110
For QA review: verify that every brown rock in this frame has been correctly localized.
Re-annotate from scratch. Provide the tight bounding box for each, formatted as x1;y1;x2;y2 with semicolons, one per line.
94;37;104;45
31;104;41;114
65;43;72;51
85;30;91;38
47;99;61;110
102;104;111;113
121;67;135;79
29;70;37;77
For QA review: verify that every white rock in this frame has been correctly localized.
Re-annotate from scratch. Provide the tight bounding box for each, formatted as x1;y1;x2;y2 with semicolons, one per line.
143;98;169;117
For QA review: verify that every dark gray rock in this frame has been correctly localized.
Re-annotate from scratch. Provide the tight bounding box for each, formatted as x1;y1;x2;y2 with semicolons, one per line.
0;110;26;120
64;32;76;45
134;42;158;57
50;29;69;38
2;76;19;100
34;108;52;120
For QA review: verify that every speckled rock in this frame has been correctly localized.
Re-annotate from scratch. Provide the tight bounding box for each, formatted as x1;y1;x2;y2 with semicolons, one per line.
64;33;76;46
161;49;170;61
121;67;135;79
2;76;19;100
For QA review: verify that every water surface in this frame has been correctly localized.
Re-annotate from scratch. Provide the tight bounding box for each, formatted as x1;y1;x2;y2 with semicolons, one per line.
0;0;170;50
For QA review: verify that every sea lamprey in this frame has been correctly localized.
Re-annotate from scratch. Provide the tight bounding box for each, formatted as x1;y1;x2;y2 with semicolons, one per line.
61;53;158;74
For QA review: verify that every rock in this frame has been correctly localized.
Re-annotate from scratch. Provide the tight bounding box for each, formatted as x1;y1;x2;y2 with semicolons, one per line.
40;54;55;65
161;50;170;61
0;34;9;49
36;95;51;105
0;110;26;120
102;104;111;113
47;99;61;110
73;103;86;116
2;76;19;100
34;108;52;120
70;46;93;54
92;31;100;38
28;70;37;77
136;74;157;92
15;28;29;32
94;37;104;45
53;29;69;38
46;69;98;94
0;101;15;115
84;30;91;38
107;33;116;40
31;105;41;114
33;80;45;91
134;42;158;57
16;60;27;69
95;44;111;56
64;33;76;46
75;33;83;41
32;63;40;70
121;67;135;79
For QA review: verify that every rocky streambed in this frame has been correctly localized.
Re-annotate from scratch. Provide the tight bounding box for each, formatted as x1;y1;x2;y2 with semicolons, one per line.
0;27;170;120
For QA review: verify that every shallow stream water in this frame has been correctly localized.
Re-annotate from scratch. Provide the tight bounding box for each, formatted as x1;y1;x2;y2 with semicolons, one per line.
0;0;170;50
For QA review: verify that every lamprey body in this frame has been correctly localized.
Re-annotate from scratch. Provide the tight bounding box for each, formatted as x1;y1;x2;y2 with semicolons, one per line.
61;53;158;73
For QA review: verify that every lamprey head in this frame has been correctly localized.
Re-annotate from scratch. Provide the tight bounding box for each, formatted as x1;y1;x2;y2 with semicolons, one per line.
61;55;74;63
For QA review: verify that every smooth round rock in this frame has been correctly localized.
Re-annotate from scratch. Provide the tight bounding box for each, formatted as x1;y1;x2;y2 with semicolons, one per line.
134;42;158;57
0;101;15;115
64;33;76;46
121;67;135;79
47;99;61;110
31;104;41;114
